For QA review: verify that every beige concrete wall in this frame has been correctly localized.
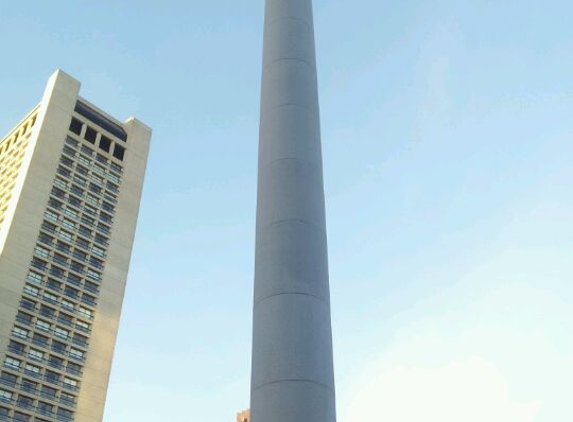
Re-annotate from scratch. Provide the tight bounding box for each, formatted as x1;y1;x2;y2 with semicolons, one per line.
0;70;80;373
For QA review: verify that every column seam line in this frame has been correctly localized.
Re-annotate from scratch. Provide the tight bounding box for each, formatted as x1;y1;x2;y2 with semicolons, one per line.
254;291;329;307
263;57;314;71
259;156;322;174
264;103;317;114
266;16;313;29
256;218;326;233
252;378;335;394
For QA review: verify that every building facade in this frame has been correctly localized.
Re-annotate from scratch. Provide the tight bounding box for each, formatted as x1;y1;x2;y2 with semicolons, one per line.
0;70;151;422
236;409;250;422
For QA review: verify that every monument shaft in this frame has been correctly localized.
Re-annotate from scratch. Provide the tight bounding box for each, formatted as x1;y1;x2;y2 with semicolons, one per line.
251;0;336;421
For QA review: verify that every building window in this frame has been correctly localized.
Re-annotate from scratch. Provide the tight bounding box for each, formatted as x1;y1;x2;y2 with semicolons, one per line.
58;231;73;242
52;341;67;355
78;307;93;318
45;209;60;222
24;364;40;378
36;320;51;332
58;313;73;326
32;333;49;348
63;377;78;390
42;292;58;304
37;402;54;417
40;386;57;401
61;300;75;311
57;408;73;421
13;412;30;422
16;311;33;325
113;143;125;161
4;357;21;370
67;273;82;286
48;355;64;370
16;395;34;410
55;241;71;254
23;285;39;297
84;126;97;144
34;246;50;259
99;135;112;153
39;305;56;319
12;327;29;339
60;392;76;406
76;320;90;332
0;372;17;387
28;349;44;362
45;370;60;384
66;136;79;148
110;162;122;174
0;389;13;403
54;327;69;340
20;380;37;394
69;349;84;361
69;118;83;136
8;341;26;355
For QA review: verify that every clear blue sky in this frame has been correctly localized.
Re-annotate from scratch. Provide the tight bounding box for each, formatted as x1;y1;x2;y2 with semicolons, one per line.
2;1;572;421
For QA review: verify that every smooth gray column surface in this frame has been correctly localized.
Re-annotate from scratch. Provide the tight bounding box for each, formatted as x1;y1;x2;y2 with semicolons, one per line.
250;0;336;421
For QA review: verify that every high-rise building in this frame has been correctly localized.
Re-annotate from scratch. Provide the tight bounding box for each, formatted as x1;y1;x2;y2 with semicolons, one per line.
250;0;336;421
0;70;151;422
236;409;250;422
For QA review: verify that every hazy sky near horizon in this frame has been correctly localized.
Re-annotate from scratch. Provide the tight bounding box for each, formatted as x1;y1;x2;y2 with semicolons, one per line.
2;1;573;421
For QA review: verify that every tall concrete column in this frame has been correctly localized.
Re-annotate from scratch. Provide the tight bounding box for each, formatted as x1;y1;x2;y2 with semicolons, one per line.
250;0;336;421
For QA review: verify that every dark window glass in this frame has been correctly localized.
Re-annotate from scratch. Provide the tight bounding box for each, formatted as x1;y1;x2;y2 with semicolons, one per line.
55;242;71;254
99;135;112;153
48;356;64;369
39;305;55;318
45;371;59;383
37;402;53;416
76;165;89;176
74;101;127;141
84;127;97;144
16;312;33;324
13;412;30;422
58;313;74;326
60;392;76;405
113;144;125;161
57;408;73;419
68;197;82;208
67;273;82;285
41;386;57;399
60;156;74;168
64;287;78;299
67;362;82;375
20;299;36;311
8;341;25;354
57;166;72;178
52;281;65;295
52;341;66;354
32;333;49;347
76;238;90;250
0;372;17;386
69;118;82;135
17;395;33;409
21;379;37;394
